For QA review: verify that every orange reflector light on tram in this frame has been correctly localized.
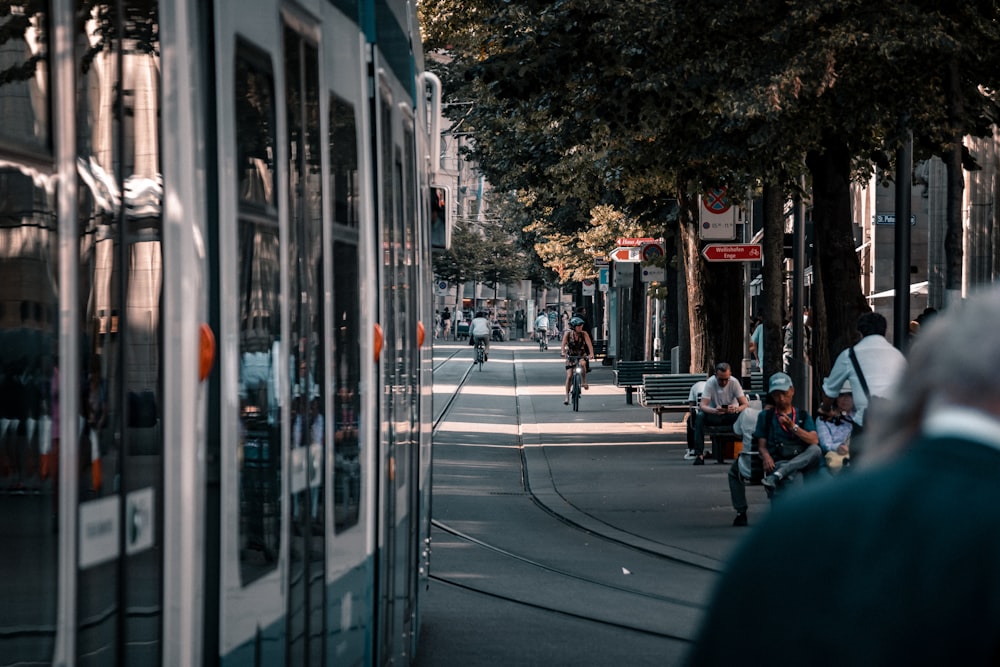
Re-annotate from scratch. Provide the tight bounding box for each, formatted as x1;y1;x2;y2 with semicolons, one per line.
374;323;384;363
199;323;216;381
417;321;426;347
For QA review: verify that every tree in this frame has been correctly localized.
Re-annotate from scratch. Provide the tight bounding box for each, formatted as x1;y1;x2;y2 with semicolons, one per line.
419;0;1000;378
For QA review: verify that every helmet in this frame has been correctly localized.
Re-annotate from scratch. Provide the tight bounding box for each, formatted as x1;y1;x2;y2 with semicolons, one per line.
569;316;584;327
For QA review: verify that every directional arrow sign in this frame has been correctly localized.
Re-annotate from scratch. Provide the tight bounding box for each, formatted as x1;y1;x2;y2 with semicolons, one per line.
611;247;641;262
701;243;762;262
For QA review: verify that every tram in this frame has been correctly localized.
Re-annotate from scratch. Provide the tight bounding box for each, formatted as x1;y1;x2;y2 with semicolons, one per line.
0;0;445;664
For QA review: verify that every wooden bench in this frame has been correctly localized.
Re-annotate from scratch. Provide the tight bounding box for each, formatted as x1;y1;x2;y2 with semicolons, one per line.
613;360;672;404
638;373;705;427
747;371;763;393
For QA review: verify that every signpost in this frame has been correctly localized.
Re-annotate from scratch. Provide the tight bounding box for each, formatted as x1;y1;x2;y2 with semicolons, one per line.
701;243;762;262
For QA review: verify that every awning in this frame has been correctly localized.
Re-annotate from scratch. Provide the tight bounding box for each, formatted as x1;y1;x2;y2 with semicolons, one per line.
866;281;929;301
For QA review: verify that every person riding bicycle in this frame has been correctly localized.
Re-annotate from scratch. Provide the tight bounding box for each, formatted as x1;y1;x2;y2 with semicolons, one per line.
561;316;595;404
534;311;549;344
468;311;492;359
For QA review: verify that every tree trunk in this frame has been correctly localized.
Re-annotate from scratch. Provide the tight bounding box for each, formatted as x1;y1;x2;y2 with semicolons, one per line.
761;184;785;381
677;228;691;373
807;136;871;374
680;195;745;373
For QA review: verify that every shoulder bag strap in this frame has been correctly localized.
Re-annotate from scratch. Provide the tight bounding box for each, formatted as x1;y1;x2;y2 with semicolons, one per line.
848;347;871;400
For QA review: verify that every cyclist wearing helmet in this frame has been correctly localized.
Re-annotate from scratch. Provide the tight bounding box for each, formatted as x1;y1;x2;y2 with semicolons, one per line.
561;316;595;404
469;311;492;358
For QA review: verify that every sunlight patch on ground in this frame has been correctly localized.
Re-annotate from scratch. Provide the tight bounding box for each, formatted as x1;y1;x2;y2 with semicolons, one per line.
435;421;520;436
455;385;518;397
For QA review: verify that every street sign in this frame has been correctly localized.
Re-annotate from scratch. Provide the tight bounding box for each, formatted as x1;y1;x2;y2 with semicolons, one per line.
616;237;656;247
874;214;916;225
640;241;664;261
582;278;596;296
641;265;665;282
611;247;641;262
701;243;762;262
699;188;738;241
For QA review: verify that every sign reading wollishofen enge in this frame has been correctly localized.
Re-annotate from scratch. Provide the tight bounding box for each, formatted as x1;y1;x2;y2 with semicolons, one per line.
701;243;762;262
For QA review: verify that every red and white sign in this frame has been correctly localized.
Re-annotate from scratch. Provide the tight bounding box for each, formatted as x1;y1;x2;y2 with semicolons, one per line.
641;241;664;262
699;188;738;241
611;246;640;262
701;243;762;262
616;237;656;247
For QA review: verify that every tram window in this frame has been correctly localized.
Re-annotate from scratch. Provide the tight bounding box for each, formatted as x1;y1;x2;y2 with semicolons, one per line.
0;167;58;665
0;2;50;154
329;95;359;228
235;42;281;584
430;185;452;251
332;241;361;532
235;45;276;211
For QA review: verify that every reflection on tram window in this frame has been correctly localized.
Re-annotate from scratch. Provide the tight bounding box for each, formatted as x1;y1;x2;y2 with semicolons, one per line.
235;43;281;586
329;95;358;228
332;241;361;532
237;222;281;583
75;1;166;663
0;2;50;153
236;45;276;210
0;167;58;664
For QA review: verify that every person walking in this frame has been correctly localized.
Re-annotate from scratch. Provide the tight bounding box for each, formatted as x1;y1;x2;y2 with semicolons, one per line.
818;311;906;448
440;307;451;340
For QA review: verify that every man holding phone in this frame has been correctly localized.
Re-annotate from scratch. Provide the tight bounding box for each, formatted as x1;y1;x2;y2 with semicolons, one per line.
691;362;750;465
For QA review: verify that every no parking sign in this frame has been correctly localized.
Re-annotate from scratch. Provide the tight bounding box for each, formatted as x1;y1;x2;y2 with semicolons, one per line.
699;188;738;241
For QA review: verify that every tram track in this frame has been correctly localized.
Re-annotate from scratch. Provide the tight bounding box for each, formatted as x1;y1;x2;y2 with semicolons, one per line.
429;345;714;644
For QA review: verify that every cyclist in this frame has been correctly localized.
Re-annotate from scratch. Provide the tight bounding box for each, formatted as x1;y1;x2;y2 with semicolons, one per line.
561;316;595;404
533;311;549;346
468;311;492;360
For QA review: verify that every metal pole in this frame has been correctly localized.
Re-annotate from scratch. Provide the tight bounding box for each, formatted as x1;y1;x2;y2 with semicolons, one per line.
791;177;806;409
894;126;913;350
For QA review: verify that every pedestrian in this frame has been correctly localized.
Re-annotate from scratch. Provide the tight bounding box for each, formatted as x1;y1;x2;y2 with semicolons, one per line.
818;311;906;457
686;286;1000;666
440;306;451;340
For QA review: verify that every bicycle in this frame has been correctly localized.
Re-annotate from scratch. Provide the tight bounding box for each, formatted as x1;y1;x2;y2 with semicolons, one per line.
536;329;548;351
474;337;487;371
566;355;586;411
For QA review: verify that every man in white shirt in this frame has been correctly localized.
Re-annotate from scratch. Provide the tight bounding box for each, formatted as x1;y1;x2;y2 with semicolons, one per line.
692;362;750;465
820;312;906;428
469;311;492;357
533;311;549;345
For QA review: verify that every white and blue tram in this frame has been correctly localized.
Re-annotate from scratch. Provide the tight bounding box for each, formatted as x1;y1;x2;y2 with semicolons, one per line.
0;0;445;664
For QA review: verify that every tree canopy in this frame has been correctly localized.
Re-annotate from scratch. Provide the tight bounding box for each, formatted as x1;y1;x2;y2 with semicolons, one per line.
420;0;1000;373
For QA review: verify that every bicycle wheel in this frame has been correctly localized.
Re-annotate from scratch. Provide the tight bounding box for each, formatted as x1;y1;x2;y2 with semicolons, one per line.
571;368;581;411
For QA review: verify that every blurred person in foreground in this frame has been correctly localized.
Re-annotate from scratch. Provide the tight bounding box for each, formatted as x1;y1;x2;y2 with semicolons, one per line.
685;286;1000;666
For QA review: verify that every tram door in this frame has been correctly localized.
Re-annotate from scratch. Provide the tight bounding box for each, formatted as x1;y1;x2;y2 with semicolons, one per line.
283;22;328;667
376;78;420;664
73;1;167;664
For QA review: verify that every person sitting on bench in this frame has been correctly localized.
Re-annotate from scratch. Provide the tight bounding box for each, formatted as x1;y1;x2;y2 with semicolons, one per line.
692;362;749;465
